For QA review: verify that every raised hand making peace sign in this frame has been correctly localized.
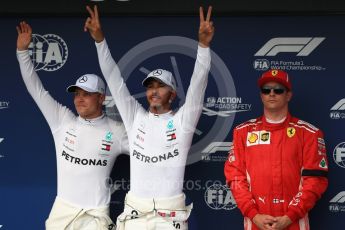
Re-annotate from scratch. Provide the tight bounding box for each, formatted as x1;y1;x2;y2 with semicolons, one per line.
199;6;215;48
84;5;104;43
84;5;214;47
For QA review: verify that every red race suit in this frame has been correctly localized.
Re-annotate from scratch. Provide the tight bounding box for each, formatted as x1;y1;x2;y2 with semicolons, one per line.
224;114;328;230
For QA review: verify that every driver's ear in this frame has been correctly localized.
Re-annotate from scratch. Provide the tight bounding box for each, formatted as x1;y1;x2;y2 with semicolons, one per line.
287;91;293;102
99;94;105;104
170;90;177;102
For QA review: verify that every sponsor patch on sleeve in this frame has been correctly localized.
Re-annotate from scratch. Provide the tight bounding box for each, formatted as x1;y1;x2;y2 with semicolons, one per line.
228;144;235;163
319;157;328;169
318;138;327;156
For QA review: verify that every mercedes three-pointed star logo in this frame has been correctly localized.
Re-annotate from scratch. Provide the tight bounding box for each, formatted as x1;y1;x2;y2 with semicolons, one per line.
79;76;88;83
151;69;162;77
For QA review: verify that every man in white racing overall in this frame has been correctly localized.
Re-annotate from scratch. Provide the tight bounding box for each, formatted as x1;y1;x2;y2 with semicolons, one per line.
16;21;128;230
84;5;215;230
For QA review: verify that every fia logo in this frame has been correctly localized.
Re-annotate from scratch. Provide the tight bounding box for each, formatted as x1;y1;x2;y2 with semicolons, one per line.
333;142;345;168
206;97;216;104
29;34;68;71
204;182;237;210
253;59;270;70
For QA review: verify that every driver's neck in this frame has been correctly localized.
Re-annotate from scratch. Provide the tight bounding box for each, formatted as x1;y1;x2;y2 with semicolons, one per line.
149;104;171;114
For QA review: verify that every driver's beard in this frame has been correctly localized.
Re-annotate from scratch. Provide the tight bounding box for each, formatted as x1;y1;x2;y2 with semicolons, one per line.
151;104;162;111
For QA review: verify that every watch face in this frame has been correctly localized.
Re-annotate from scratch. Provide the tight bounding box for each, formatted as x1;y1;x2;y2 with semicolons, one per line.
104;36;236;165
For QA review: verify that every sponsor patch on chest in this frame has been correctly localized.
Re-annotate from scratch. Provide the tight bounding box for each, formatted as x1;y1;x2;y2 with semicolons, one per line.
101;131;114;153
247;131;271;146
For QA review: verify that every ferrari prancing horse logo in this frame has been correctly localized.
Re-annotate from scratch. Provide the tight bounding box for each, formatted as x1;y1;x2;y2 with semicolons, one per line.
287;127;296;138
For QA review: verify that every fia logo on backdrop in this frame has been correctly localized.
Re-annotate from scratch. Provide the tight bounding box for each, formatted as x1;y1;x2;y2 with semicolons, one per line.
333;142;345;168
329;191;345;212
330;99;345;119
204;182;237;211
29;34;68;71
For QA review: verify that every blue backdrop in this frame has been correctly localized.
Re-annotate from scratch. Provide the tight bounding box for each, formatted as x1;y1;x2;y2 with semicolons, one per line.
0;15;344;229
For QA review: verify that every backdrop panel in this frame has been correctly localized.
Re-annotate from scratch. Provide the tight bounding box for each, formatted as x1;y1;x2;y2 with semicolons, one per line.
0;15;344;229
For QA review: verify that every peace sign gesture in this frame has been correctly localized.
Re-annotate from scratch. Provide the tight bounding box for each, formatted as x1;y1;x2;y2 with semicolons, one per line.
199;6;215;48
84;5;104;43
